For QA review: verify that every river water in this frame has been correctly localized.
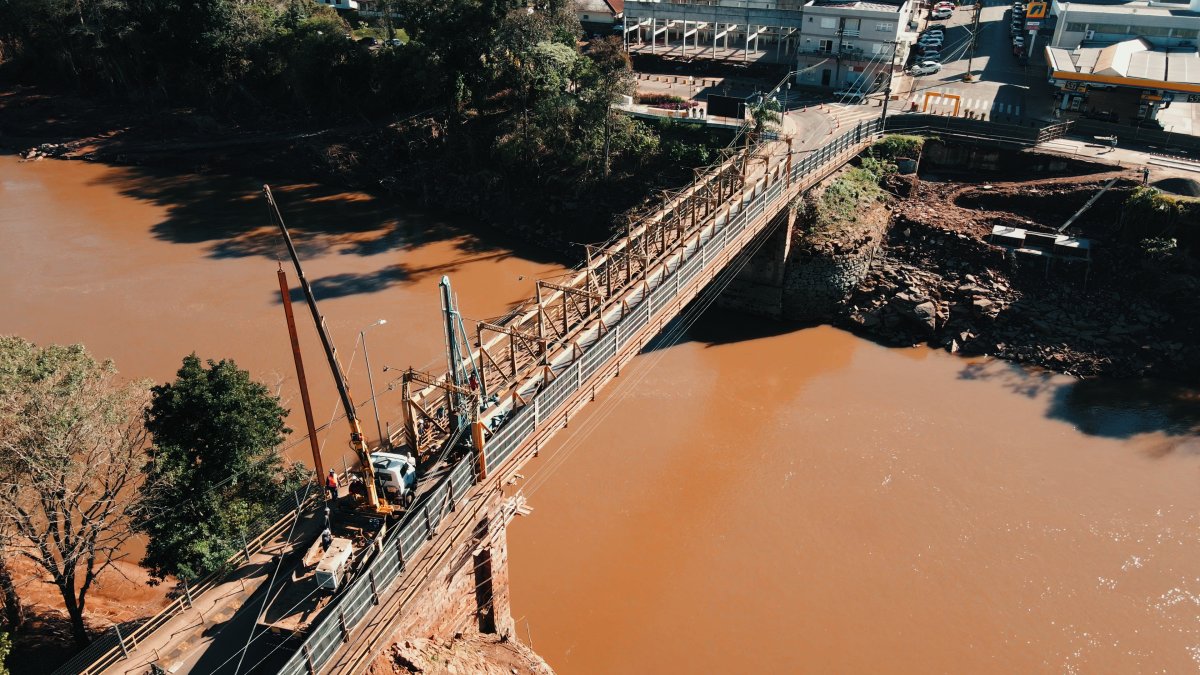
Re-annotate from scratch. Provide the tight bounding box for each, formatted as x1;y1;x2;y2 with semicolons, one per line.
0;155;566;467
5;156;1200;673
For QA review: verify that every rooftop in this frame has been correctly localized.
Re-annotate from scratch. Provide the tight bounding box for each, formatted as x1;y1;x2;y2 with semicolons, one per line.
1046;37;1200;89
1056;0;1200;18
808;0;905;11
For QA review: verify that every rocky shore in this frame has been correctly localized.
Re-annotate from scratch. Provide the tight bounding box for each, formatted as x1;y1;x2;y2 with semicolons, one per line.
832;162;1200;380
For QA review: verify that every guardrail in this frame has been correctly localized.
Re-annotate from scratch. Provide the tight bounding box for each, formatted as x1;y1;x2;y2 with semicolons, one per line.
59;491;319;675
274;117;885;675
1069;119;1200;153
884;114;1071;147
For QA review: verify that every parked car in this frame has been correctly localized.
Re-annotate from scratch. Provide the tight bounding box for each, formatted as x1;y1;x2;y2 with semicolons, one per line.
931;8;953;19
919;36;944;46
910;60;943;76
922;28;945;38
918;48;942;60
358;36;378;46
1012;35;1025;46
1012;2;1025;11
934;1;955;9
386;38;404;46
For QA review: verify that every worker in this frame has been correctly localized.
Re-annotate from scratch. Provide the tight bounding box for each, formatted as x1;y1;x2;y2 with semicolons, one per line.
321;526;333;550
1109;136;1118;153
325;470;338;503
1143;166;1151;185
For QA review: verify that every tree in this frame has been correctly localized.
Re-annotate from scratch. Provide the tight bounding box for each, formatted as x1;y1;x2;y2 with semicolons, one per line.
0;337;151;646
579;37;635;178
0;630;10;675
135;355;302;584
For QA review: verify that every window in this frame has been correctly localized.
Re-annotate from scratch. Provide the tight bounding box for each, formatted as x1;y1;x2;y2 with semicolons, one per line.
872;42;886;54
1089;23;1130;35
1065;22;1087;32
1138;25;1172;37
876;22;894;32
820;17;837;29
1174;28;1200;38
819;38;834;52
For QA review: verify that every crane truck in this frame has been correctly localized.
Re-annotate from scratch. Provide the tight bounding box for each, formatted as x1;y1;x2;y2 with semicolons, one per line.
258;186;418;638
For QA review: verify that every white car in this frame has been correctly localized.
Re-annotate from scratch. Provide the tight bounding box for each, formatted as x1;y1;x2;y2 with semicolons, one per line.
934;2;955;10
931;8;953;19
910;60;942;76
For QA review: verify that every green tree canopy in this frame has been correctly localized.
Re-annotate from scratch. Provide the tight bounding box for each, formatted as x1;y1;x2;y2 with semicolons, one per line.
135;354;303;583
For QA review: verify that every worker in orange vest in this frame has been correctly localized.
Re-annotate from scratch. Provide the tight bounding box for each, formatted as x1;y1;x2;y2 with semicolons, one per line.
325;470;338;503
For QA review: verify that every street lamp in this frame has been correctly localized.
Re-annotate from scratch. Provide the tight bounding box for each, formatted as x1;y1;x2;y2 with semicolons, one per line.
360;319;387;449
785;82;792;115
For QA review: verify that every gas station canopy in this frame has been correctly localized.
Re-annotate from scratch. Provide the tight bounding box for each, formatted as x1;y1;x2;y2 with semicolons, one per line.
1046;38;1200;96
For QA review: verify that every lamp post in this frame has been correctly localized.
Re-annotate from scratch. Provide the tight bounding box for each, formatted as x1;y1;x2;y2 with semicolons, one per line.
785;81;792;115
360;319;387;449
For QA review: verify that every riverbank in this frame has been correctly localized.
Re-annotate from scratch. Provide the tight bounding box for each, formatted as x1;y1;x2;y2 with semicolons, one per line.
0;86;725;253
827;151;1200;380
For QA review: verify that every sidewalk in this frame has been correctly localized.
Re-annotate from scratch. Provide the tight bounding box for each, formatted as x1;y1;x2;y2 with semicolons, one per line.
101;512;321;675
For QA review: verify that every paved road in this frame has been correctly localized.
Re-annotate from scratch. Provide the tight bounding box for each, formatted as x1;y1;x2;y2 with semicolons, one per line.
902;3;1045;121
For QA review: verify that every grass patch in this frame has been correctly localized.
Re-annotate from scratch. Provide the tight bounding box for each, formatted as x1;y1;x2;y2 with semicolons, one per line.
870;134;927;159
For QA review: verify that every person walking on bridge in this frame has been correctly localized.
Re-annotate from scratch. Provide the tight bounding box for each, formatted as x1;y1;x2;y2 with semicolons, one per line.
325;469;339;503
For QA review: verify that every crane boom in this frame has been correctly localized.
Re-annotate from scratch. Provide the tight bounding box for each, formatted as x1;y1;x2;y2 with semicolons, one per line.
263;185;387;514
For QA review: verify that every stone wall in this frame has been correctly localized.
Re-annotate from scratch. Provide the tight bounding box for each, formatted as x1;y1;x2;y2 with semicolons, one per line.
779;229;885;321
389;488;516;641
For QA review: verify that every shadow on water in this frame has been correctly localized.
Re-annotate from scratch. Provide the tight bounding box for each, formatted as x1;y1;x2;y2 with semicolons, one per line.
84;165;566;265
643;307;804;353
959;360;1200;442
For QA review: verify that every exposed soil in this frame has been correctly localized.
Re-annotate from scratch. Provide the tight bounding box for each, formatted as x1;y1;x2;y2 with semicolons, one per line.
840;166;1200;380
4;556;170;675
368;633;554;675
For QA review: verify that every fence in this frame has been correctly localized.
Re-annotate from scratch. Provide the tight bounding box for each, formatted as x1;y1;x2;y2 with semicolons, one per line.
1070;119;1200;153
274;117;884;675
884;114;1072;148
60;490;319;675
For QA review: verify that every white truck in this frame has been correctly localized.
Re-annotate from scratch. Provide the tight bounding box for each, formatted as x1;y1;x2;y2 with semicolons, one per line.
370;451;418;507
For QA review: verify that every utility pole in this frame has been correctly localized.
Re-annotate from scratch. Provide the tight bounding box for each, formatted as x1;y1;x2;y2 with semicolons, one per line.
964;1;983;82
880;41;898;128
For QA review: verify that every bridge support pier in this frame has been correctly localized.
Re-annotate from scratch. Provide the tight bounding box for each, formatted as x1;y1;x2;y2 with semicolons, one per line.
715;204;796;319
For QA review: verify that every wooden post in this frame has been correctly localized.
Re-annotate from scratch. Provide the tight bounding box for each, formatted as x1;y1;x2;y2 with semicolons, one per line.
395;537;406;571
338;610;350;642
368;570;379;605
277;268;325;481
474;420;489;480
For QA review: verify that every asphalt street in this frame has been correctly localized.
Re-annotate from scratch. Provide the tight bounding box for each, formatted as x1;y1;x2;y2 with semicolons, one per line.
903;3;1049;121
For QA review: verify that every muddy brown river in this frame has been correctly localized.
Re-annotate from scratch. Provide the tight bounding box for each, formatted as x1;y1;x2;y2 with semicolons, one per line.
4;156;1200;673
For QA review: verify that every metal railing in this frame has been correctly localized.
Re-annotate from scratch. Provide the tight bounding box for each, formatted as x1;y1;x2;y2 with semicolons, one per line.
60;490;319;675
884;114;1072;148
273;117;885;675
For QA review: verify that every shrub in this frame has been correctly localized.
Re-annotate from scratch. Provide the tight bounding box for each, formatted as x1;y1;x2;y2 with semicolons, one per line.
871;134;926;160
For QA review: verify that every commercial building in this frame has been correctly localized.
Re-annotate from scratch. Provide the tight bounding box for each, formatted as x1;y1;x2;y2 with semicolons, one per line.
620;0;913;90
1040;0;1200;123
1048;0;1200;50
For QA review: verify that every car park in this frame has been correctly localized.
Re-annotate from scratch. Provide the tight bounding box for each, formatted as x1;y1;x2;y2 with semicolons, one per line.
909;60;942;76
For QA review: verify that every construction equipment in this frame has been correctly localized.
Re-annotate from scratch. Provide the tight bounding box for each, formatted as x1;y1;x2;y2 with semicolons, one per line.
264;185;402;517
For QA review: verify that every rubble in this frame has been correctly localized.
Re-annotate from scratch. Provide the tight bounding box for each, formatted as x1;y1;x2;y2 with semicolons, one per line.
835;167;1200;380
